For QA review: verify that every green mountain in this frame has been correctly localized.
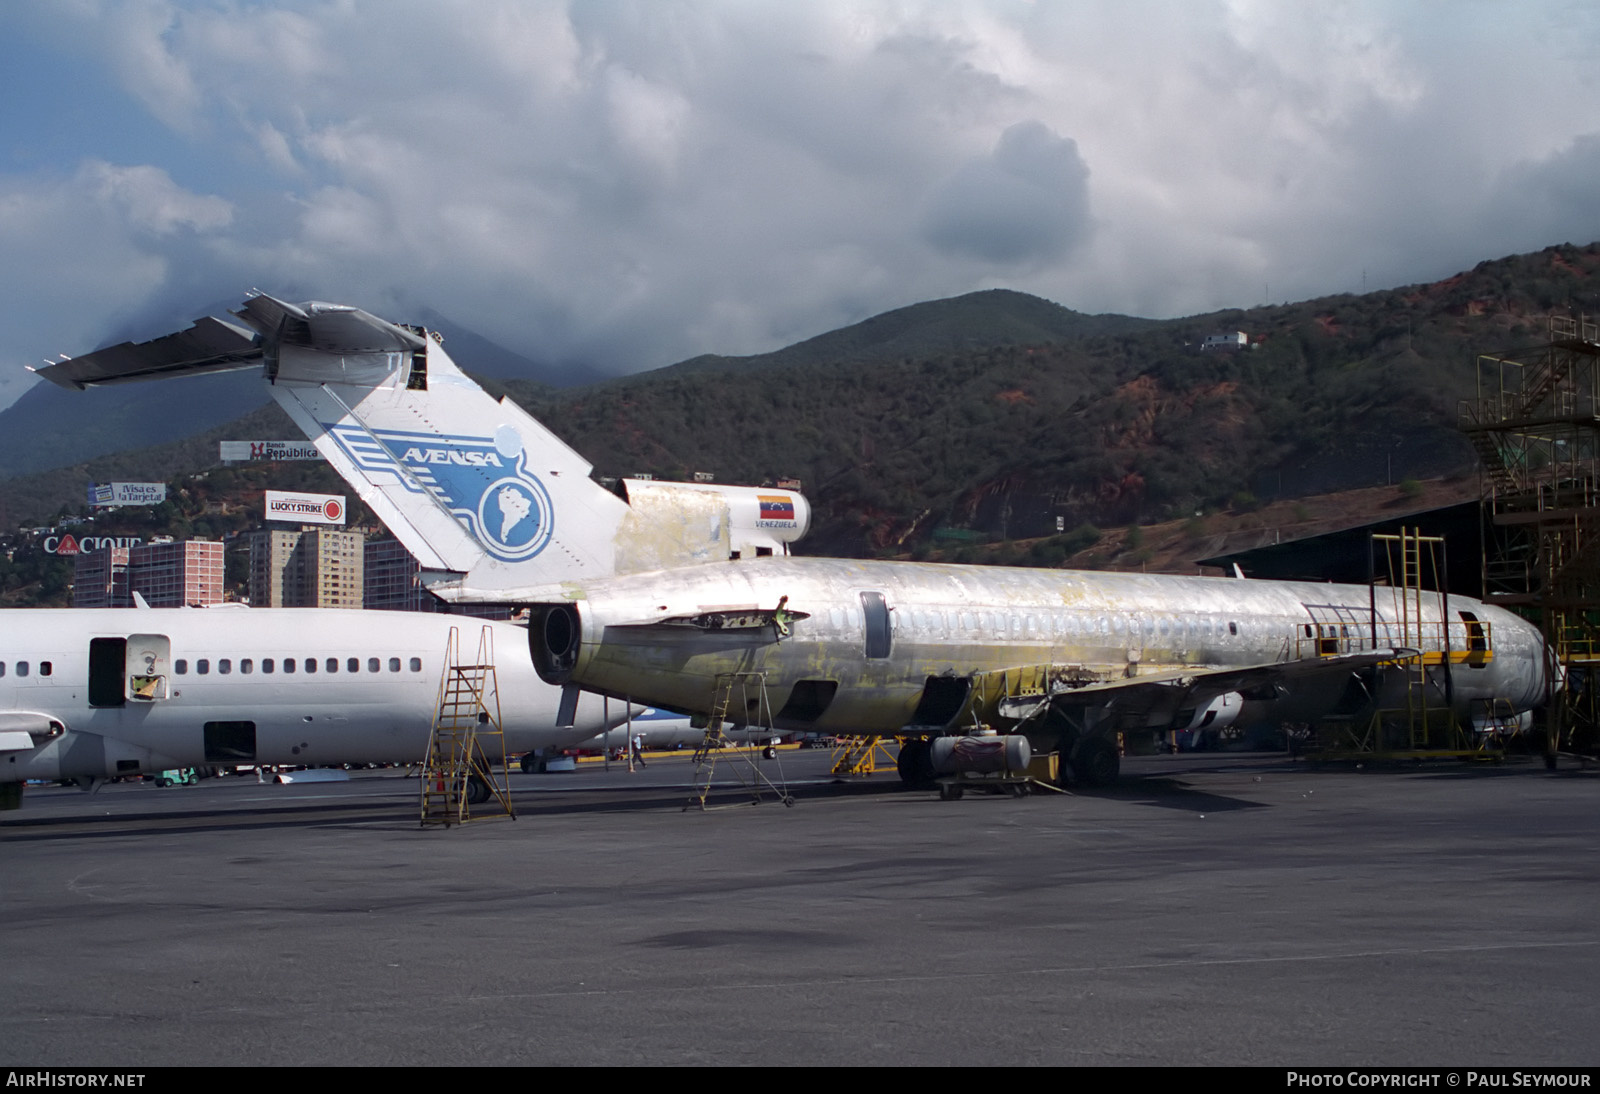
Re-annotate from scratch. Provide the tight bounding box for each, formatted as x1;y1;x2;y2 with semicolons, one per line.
7;241;1600;561
660;288;1155;377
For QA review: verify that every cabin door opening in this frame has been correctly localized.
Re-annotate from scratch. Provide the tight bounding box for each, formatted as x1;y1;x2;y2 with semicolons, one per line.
127;634;172;701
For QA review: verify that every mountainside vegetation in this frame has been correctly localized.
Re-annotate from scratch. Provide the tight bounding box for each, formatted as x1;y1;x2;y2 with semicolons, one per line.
5;241;1600;573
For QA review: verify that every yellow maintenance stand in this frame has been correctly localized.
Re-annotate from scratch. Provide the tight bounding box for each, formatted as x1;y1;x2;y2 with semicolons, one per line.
420;625;515;827
685;671;794;811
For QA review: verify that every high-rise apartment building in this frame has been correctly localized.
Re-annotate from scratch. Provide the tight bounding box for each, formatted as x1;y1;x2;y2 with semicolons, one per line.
72;540;223;608
249;529;365;608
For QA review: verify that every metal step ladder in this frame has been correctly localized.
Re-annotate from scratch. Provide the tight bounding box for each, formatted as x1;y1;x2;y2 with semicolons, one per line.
420;625;515;827
685;672;793;811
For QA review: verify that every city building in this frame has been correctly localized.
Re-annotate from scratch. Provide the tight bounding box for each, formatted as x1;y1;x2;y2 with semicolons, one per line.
249;528;364;608
72;541;223;608
364;539;511;619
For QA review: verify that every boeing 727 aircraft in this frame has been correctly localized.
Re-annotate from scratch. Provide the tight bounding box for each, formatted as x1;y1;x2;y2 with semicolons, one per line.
38;295;1557;788
0;605;631;809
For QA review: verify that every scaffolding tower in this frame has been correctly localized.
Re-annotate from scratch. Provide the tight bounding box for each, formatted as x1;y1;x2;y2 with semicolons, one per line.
1459;314;1600;759
1310;529;1495;759
420;625;515;827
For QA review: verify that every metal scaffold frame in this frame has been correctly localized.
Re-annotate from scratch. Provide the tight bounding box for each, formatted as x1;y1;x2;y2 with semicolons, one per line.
1310;529;1496;760
420;625;515;827
1460;314;1600;761
685;671;794;811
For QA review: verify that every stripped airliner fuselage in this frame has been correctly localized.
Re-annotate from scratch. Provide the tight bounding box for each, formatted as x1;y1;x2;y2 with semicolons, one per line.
527;556;1550;758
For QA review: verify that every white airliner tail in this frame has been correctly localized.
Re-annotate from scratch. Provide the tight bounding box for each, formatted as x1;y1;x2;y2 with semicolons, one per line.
39;295;810;601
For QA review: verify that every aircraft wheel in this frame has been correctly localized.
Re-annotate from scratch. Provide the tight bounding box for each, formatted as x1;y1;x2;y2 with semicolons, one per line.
1073;737;1120;788
519;754;535;774
465;774;492;805
938;783;963;801
896;738;936;790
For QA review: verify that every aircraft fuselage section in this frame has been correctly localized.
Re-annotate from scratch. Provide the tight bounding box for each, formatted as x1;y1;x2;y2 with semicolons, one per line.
1;607;620;785
532;557;1550;737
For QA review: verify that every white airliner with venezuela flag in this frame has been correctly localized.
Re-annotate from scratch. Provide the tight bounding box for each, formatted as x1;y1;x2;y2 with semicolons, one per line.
38;294;1557;789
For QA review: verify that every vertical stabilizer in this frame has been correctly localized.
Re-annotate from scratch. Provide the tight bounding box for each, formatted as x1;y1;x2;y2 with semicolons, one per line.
41;294;810;601
267;326;632;598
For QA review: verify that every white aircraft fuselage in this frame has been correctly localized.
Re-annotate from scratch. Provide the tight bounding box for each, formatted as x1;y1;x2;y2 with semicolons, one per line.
0;607;624;793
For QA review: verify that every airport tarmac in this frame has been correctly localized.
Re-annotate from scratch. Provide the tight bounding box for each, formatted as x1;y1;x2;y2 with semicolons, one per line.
1;749;1596;1067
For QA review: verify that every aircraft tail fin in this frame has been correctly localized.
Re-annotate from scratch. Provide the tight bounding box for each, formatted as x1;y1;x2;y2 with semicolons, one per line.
43;294;810;600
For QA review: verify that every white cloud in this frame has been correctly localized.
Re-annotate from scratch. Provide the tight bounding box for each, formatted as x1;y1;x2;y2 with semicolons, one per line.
1;0;1599;411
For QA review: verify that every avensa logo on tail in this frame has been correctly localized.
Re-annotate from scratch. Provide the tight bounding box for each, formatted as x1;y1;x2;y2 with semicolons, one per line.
327;423;555;562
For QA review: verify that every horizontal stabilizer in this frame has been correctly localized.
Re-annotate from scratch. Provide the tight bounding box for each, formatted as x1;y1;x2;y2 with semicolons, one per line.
34;316;260;389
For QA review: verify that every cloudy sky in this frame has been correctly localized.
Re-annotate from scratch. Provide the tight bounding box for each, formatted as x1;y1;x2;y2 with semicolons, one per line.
2;1;1598;410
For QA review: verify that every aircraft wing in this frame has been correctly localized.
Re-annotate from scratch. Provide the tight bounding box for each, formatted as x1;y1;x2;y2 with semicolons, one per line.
999;648;1417;727
33;316;261;389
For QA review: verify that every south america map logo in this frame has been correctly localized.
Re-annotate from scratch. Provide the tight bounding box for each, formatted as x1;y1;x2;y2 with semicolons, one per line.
326;424;555;562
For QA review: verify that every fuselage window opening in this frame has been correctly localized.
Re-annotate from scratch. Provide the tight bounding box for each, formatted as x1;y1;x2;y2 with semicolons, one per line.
175;660;187;674
283;658;295;674
368;658;380;673
263;658;275;674
389;657;401;672
326;657;339;673
241;659;253;674
40;661;51;676
409;658;423;672
197;660;210;676
304;658;316;674
0;662;5;678
348;657;360;673
1229;621;1239;636
16;662;28;678
219;659;231;674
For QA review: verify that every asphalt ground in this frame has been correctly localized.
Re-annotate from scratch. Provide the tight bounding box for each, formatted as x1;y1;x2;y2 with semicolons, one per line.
1;748;1597;1067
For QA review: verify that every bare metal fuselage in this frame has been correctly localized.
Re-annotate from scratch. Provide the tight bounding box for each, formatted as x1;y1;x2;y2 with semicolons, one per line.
531;557;1550;742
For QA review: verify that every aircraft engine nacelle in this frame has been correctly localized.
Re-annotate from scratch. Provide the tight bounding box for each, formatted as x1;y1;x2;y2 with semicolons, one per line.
929;734;1031;775
529;604;583;686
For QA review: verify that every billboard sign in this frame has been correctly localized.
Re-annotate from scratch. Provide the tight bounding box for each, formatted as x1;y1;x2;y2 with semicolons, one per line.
42;534;143;555
265;490;347;526
220;440;323;462
87;482;167;507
